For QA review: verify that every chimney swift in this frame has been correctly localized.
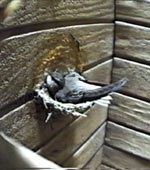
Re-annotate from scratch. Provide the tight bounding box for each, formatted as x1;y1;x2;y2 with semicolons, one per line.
45;72;128;104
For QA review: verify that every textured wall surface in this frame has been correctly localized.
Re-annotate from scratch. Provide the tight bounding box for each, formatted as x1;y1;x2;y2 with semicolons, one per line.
1;0;150;169
0;0;114;168
103;0;150;169
0;0;114;28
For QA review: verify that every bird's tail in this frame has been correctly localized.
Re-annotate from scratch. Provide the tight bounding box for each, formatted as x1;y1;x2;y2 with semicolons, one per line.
83;78;128;102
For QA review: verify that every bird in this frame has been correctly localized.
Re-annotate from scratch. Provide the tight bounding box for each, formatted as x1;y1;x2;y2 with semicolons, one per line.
45;71;128;104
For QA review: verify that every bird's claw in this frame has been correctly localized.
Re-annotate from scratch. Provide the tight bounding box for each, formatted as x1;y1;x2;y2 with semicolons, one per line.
45;112;52;123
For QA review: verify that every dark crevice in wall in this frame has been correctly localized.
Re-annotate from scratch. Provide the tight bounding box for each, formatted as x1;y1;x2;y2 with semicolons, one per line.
120;90;150;103
100;163;116;170
102;144;150;168
0;92;34;118
103;2;116;162
114;54;150;67
83;144;103;169
110;0;117;84
105;141;150;162
101;158;117;170
116;19;150;28
83;56;112;72
107;0;116;125
108;119;150;136
0;19;112;41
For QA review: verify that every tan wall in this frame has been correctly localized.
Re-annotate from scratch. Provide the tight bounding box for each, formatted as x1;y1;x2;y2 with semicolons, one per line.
1;1;150;169
0;0;114;168
103;0;150;169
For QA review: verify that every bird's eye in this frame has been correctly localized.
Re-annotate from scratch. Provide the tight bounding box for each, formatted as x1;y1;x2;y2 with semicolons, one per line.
33;90;38;97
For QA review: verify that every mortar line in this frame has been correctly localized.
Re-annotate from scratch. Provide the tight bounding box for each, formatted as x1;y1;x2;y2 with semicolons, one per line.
104;0;117;143
0;19;112;41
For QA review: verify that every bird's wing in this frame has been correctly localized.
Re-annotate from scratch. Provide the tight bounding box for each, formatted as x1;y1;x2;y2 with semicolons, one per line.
81;78;128;102
79;78;102;86
64;89;84;104
55;87;83;103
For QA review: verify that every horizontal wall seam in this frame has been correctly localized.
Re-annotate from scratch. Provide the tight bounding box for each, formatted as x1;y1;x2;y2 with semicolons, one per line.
0;19;114;41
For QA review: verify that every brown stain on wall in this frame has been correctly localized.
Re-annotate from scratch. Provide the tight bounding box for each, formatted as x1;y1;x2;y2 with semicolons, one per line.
32;33;83;87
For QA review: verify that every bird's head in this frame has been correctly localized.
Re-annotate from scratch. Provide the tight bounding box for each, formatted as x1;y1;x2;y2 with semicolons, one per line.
50;72;65;88
45;72;65;97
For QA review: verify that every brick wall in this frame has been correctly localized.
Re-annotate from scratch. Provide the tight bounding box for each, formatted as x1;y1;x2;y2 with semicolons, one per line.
0;0;114;168
1;0;150;169
102;0;150;169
